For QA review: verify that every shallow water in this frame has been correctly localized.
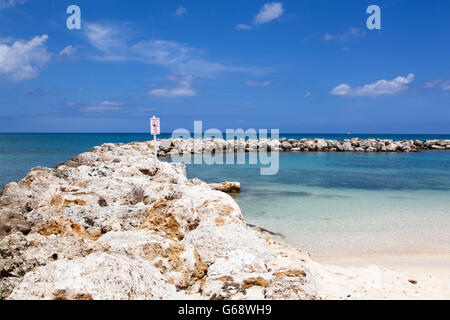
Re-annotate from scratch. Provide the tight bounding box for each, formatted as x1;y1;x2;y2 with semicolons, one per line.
183;152;450;258
1;133;449;259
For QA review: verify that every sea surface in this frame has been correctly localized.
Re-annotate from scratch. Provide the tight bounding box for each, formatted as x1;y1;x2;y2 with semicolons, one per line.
1;133;449;259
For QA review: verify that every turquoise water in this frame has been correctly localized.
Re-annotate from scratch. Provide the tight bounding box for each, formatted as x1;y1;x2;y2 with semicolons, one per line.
2;133;449;189
183;152;450;258
1;133;449;258
0;133;154;189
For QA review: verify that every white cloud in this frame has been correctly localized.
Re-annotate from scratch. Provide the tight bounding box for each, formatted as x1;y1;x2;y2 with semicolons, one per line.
83;101;123;112
84;22;241;78
59;45;79;59
85;22;188;64
236;24;253;30
425;79;450;92
179;59;244;78
0;35;51;81
149;87;195;98
0;0;26;9
254;2;284;25
331;74;415;97
132;39;193;66
174;5;187;16
245;80;270;87
148;74;196;98
133;40;239;77
324;27;366;42
304;92;311;98
237;2;284;30
84;23;126;59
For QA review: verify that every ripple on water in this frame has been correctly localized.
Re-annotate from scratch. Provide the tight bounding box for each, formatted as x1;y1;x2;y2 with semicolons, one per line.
184;152;450;257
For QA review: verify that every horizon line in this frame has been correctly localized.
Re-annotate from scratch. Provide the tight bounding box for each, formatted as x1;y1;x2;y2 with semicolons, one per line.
0;132;449;135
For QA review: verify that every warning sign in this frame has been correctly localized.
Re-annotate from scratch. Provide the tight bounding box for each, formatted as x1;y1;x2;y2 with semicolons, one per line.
150;117;160;135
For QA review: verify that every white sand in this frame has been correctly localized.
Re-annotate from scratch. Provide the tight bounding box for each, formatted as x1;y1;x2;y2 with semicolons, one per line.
308;253;450;299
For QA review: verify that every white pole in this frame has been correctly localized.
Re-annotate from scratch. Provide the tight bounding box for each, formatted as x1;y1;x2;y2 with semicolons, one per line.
152;115;157;166
154;133;157;166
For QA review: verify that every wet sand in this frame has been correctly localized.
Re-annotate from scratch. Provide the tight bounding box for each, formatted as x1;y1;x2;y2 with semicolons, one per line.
314;252;450;279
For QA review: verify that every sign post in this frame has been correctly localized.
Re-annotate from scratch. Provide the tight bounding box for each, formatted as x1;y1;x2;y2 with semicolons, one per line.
150;116;160;166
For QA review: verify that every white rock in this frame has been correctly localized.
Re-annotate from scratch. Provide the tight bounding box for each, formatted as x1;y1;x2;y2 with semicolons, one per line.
184;223;273;265
99;230;207;288
8;252;179;300
207;250;268;277
316;139;328;151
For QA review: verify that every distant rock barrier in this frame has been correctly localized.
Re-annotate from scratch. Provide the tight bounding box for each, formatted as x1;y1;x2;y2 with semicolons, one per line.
155;138;450;156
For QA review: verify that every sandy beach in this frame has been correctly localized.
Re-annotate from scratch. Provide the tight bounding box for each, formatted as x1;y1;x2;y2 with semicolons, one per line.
315;253;450;276
1;140;449;300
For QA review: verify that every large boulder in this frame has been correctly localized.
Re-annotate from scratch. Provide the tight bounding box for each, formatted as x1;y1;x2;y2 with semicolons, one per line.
304;140;316;151
7;252;179;300
316;139;328;151
208;182;241;194
98;230;207;288
0;232;101;299
281;141;292;150
159;140;172;153
342;142;354;152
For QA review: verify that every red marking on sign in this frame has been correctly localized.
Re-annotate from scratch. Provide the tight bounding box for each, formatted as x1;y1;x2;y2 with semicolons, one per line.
150;117;160;135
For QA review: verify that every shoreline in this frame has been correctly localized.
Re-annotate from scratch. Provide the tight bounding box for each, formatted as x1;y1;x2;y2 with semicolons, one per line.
250;223;450;278
1;140;449;299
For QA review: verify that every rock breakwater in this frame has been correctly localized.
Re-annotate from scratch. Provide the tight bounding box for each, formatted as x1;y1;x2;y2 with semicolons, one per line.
152;138;450;156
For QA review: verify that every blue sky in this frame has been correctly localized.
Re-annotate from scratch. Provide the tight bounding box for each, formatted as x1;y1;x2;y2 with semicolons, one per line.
0;0;449;133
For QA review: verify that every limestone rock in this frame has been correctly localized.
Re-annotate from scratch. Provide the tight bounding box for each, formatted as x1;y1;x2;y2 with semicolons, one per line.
98;230;207;288
207;250;268;277
0;212;31;237
208;181;241;194
184;223;273;265
159;140;172;153
0;232;101;298
343;142;354;152
7;252;179;300
281;141;292;150
31;216;101;240
316;139;328;151
83;138;450;156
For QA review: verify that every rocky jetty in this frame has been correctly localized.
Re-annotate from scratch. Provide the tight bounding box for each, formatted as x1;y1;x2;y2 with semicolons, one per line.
1;141;448;300
152;138;450;156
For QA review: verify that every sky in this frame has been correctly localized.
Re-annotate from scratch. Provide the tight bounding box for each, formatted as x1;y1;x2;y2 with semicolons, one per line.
0;0;449;133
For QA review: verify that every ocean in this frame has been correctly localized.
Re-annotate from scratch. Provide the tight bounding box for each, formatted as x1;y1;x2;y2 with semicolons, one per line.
1;133;449;259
